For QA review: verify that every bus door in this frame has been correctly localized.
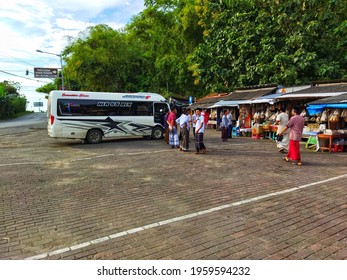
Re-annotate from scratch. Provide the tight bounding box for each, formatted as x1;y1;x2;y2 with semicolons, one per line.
154;102;169;126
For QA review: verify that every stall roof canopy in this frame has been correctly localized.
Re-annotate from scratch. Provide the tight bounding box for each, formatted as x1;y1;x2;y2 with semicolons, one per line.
189;86;277;109
223;86;277;101
188;93;228;109
209;100;247;108
277;82;347;99
307;92;347;105
306;93;347;115
209;93;282;108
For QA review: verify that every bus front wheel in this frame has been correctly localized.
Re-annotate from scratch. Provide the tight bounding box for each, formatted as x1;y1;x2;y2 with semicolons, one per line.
86;129;103;144
151;126;163;140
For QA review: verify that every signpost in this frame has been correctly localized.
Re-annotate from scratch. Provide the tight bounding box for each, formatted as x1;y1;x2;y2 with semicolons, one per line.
34;67;58;78
33;101;44;112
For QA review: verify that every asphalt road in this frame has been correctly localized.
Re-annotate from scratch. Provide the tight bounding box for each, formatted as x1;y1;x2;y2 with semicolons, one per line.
0;115;346;260
0;112;47;129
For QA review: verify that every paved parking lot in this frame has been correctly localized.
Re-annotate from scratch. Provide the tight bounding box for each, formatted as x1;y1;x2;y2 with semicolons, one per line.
0;117;346;260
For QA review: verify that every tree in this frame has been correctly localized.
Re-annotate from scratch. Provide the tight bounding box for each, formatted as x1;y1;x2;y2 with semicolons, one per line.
36;82;60;95
190;0;347;91
63;24;138;92
59;0;347;98
127;0;205;97
0;81;26;119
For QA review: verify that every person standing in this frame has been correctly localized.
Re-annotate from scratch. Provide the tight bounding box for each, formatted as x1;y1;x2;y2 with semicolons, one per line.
203;109;210;129
194;108;206;154
277;105;305;166
163;108;170;145
179;108;191;152
191;110;197;137
220;109;229;141
227;109;233;139
188;109;192;137
175;109;182;144
275;107;289;152
168;106;179;149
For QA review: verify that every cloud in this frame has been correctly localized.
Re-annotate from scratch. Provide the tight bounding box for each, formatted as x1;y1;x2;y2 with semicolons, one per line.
51;0;126;18
0;0;144;56
0;0;145;101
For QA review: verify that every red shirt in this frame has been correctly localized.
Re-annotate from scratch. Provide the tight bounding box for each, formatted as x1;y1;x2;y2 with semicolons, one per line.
203;112;210;124
167;112;176;127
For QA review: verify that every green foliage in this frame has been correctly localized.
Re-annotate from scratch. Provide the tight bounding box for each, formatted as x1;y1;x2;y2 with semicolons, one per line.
59;0;347;98
35;82;57;95
63;24;138;92
10;96;27;115
126;0;205;96
0;80;20;96
0;81;27;119
191;0;347;90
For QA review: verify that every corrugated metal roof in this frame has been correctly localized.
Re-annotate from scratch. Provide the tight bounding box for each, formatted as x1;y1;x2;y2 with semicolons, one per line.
284;83;347;95
223;87;276;101
277;92;344;99
196;93;228;103
308;93;347;104
189;93;229;109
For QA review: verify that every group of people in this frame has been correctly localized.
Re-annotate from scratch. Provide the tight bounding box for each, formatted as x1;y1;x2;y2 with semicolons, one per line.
164;106;207;154
220;109;234;141
163;104;305;165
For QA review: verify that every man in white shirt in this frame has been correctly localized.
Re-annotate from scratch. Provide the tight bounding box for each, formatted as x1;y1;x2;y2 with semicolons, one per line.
276;107;289;152
194;108;206;154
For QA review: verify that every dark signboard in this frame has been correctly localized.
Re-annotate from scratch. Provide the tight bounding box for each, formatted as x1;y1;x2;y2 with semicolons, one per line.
33;102;44;107
34;67;58;78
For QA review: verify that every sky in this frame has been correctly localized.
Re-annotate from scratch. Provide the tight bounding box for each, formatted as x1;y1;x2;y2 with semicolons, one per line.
0;0;145;111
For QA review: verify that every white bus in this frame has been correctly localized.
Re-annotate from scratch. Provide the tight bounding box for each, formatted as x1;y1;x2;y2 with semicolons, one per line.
47;90;170;144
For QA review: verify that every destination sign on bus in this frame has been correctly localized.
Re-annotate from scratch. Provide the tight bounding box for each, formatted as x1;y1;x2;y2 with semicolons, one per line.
97;101;132;107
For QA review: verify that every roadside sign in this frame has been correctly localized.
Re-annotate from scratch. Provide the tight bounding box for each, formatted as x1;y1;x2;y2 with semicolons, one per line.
34;67;58;78
33;102;44;107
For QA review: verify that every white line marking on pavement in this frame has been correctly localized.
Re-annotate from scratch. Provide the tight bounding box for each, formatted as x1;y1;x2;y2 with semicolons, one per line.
121;150;169;156
0;150;169;167
1;143;245;168
25;173;347;260
71;154;116;161
71;150;169;161
0;162;41;167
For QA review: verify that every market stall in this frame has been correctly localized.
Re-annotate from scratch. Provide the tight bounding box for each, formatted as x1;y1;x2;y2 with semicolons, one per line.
306;93;347;152
220;85;277;135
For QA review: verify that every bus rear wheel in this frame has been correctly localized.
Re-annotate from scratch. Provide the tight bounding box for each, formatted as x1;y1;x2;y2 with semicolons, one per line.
86;129;103;144
151;126;163;140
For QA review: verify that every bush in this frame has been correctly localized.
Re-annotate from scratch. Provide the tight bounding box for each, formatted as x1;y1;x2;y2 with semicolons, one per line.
0;95;27;119
11;96;27;114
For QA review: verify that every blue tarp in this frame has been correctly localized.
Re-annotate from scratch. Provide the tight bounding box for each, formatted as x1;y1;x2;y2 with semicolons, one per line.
307;103;347;115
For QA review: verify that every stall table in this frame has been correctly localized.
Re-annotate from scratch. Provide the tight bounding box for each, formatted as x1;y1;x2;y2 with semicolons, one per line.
208;120;217;129
240;127;252;137
317;133;347;153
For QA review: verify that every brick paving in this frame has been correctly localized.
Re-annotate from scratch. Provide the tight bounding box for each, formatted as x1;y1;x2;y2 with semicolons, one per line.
0;123;346;260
